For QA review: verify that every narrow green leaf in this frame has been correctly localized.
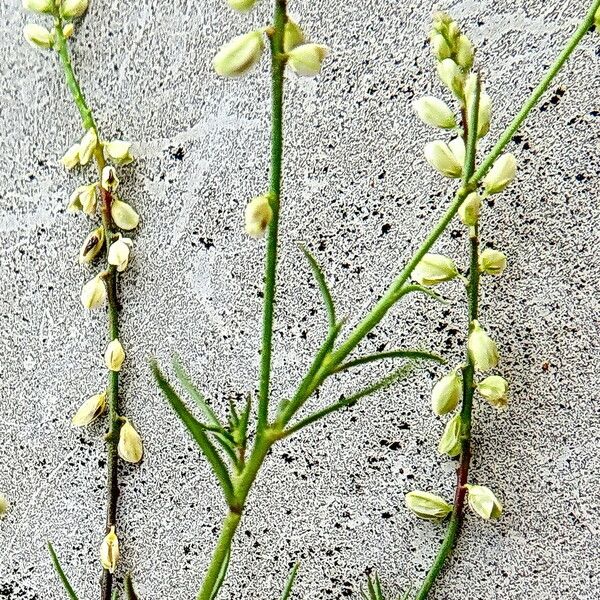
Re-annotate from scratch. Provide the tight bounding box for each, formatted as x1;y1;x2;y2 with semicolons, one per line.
285;364;414;437
111;591;119;600
300;245;336;329
237;394;251;444
279;562;300;600
152;361;235;504
173;358;223;429
124;573;139;600
332;349;444;374
47;542;79;600
209;547;231;600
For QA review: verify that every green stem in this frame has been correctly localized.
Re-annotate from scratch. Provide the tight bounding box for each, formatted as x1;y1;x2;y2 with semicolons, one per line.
258;0;287;432
53;19;122;600
324;0;600;373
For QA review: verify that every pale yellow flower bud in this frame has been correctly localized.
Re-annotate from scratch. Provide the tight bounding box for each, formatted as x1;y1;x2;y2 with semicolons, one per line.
477;375;508;409
104;338;125;372
283;18;305;52
424;140;462;178
438;413;462;457
213;31;265;78
430;32;451;61
465;484;502;519
477;92;492;138
458;192;481;226
118;419;143;463
111;198;139;230
81;273;106;309
227;0;257;12
63;23;75;38
478;248;507;276
100;526;119;573
23;23;53;49
107;236;133;272
72;391;107;427
60;0;89;19
103;140;134;165
78;128;98;165
101;166;119;191
483;153;516;195
61;143;81;170
405;491;452;521
431;369;462;415
68;183;97;215
411;253;458;286
436;58;464;99
22;0;54;14
287;43;329;77
448;136;465;168
413;96;456;129
455;34;474;70
467;320;499;371
245;194;273;238
79;226;105;264
0;494;8;518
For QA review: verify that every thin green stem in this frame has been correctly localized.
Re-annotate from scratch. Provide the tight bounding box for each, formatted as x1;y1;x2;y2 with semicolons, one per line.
258;0;287;432
323;0;600;373
53;19;122;600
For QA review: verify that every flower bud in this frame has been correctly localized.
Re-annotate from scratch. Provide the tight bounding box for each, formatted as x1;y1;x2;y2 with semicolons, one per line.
411;253;458;286
108;236;133;272
436;58;464;99
60;143;81;170
245;194;273;238
467;320;499;371
78;128;98;165
283;18;305;52
430;33;451;61
111;198;139;230
227;0;257;11
213;31;265;78
104;140;134;165
478;248;507;276
104;338;125;372
287;43;329;77
118;418;143;463
405;491;452;521
477;375;508;409
465;484;502;519
68;183;97;215
438;413;462;457
23;23;54;49
455;34;474;70
79;226;105;264
101;166;119;191
61;0;89;18
100;526;119;573
424;140;462;178
483;153;516;195
458;192;481;226
413;96;456;130
22;0;54;14
63;23;75;38
448;136;465;168
0;494;8;518
81;273;106;309
476;92;492;138
72;391;107;427
431;369;462;415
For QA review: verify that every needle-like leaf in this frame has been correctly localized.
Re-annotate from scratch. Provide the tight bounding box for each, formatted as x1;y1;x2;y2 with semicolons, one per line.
332;348;444;374
152;361;236;505
47;542;79;600
300;244;336;329
279;562;300;600
124;573;139;600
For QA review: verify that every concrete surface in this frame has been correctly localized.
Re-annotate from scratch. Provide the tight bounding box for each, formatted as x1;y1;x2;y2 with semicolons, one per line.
1;0;600;598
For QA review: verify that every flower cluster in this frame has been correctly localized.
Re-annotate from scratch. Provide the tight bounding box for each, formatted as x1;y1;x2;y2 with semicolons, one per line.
212;1;329;238
406;13;514;523
22;0;88;49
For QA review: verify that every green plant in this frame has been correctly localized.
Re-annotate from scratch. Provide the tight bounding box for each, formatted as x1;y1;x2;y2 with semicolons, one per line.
22;0;142;598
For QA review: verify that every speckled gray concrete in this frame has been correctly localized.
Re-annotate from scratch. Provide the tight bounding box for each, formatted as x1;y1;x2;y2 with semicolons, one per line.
1;0;600;598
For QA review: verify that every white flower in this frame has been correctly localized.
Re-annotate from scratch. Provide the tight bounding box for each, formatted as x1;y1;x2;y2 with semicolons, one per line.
431;370;462;415
78;128;98;165
483;153;516;195
436;58;464;98
438;413;462;456
81;274;106;309
245;194;273;238
465;484;503;519
478;248;507;276
405;491;452;521
104;338;125;372
103;140;134;165
22;0;54;14
60;0;89;19
411;253;458;286
72;392;107;427
413;96;456;129
23;24;53;49
467;320;499;371
477;375;508;408
100;526;119;573
458;192;481;226
108;236;133;272
111;199;139;230
68;183;97;215
287;43;329;77
118;419;143;463
60;143;81;170
424;140;462;178
213;31;265;78
78;226;105;264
